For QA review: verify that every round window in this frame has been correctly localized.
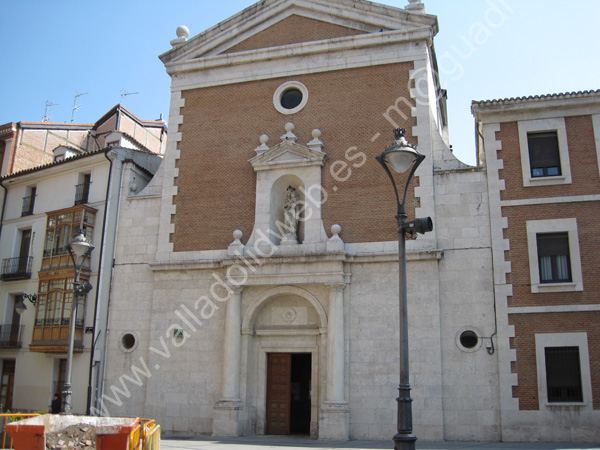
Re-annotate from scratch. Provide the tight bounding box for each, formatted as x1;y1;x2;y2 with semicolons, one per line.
459;331;478;349
273;81;309;115
281;88;303;110
120;332;137;352
456;327;482;352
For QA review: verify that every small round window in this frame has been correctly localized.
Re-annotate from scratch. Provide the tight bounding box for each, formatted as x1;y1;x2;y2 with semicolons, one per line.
460;331;478;349
456;327;482;352
274;81;308;115
120;332;138;352
281;88;303;110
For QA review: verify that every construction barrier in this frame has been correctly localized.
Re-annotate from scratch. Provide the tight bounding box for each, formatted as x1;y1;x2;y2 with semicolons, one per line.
0;413;40;449
144;423;161;450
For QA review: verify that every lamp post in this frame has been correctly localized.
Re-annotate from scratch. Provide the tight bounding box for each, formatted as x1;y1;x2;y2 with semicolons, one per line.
64;232;94;414
376;129;432;450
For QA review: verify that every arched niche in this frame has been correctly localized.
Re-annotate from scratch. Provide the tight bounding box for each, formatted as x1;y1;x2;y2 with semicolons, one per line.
269;175;305;245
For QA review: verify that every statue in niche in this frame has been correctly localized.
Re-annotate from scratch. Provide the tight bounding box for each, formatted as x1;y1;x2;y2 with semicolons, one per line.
282;185;299;244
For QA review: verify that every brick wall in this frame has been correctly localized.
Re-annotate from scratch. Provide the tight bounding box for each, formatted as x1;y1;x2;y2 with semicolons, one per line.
11;128;92;173
224;14;366;54
509;312;600;410
173;62;417;252
496;116;600;201
496;112;600;411
503;201;600;308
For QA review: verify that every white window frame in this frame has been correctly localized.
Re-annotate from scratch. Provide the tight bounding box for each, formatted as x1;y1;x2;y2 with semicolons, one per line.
535;332;592;409
273;81;309;115
526;218;583;293
518;118;572;187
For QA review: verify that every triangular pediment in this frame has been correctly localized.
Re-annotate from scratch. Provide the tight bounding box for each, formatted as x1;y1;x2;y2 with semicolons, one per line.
250;140;326;171
160;0;438;65
223;14;366;54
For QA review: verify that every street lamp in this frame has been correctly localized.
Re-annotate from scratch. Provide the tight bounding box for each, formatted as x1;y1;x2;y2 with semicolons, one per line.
376;129;432;450
63;232;94;414
15;293;37;315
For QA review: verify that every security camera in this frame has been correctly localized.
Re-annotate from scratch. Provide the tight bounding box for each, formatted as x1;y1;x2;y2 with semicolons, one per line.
403;217;433;235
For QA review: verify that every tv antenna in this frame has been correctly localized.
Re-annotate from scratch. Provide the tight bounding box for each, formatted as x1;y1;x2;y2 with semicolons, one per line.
71;91;88;123
120;89;139;103
42;101;59;122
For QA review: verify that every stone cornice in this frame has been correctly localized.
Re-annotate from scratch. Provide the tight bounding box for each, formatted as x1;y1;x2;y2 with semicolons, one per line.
148;248;443;272
472;90;600;123
164;27;433;77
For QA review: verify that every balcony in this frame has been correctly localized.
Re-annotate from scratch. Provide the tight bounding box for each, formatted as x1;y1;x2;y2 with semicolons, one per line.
0;324;24;348
0;256;33;281
21;194;35;216
74;183;90;205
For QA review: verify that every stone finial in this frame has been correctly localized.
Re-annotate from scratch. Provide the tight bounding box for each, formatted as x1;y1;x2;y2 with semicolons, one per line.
307;129;324;152
327;224;344;253
281;122;297;143
170;25;190;47
255;134;270;153
406;0;426;13
228;230;245;255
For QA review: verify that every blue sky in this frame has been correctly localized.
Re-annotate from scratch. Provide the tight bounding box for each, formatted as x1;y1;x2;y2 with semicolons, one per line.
1;0;597;166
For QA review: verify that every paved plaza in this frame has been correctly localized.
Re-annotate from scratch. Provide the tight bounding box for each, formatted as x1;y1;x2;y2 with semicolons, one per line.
160;435;600;450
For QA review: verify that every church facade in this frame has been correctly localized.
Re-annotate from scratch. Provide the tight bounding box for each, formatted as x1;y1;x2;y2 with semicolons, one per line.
100;0;599;442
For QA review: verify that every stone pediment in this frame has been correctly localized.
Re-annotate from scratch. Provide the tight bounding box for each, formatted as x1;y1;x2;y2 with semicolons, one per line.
250;140;326;172
160;0;438;65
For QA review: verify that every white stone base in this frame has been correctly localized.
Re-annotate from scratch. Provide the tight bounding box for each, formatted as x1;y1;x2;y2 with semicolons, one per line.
213;400;243;437
318;402;349;440
280;234;298;245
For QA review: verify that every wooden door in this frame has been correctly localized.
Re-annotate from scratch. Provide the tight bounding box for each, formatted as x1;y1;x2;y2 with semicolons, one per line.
266;353;291;435
0;360;15;411
18;230;31;273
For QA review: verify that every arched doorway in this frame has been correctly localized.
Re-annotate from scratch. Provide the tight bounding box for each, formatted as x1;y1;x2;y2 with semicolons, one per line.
241;286;327;438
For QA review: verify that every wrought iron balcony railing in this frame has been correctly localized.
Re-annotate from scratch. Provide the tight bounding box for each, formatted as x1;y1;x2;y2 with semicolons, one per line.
0;256;33;281
74;183;91;205
0;324;23;348
21;195;35;216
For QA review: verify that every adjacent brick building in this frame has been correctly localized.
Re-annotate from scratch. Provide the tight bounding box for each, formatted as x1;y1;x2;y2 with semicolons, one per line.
0;105;167;176
472;90;600;440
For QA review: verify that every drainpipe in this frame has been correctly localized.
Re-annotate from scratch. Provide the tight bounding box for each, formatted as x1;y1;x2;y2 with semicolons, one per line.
85;148;113;414
0;180;7;241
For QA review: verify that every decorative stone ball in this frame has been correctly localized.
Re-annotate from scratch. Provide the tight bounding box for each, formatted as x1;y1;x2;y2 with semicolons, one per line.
331;224;342;236
285;122;295;132
176;25;190;39
233;230;243;241
312;129;322;139
259;134;269;145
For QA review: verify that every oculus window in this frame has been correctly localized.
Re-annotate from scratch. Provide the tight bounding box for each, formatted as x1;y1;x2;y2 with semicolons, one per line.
273;81;309;115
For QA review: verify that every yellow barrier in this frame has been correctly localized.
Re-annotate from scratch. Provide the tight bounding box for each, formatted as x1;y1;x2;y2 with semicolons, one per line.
0;413;40;449
144;424;160;450
129;422;142;450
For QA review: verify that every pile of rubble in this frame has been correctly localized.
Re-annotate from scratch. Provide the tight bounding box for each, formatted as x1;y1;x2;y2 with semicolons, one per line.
44;423;96;449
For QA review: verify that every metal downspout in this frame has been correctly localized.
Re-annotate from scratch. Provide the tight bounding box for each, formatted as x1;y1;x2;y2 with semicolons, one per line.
85;148;113;414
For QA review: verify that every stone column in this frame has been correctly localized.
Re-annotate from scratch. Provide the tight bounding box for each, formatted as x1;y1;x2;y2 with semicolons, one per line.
213;286;244;436
326;283;345;402
319;283;349;440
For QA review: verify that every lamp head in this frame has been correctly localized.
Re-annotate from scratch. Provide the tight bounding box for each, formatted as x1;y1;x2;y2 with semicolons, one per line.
380;128;423;174
15;297;26;315
68;233;94;259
